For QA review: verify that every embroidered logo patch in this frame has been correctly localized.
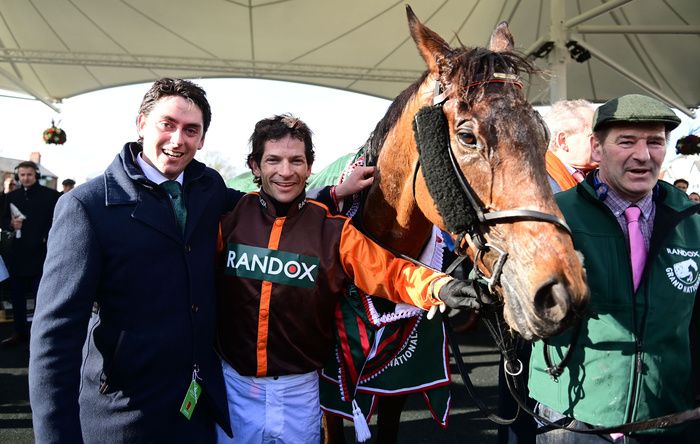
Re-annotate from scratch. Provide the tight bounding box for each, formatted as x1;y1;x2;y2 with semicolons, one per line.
225;243;319;288
665;248;700;294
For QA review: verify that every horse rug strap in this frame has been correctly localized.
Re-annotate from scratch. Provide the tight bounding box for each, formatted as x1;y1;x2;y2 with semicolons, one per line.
413;105;477;235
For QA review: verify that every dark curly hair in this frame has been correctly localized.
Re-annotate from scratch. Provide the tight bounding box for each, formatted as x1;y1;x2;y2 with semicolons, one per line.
247;114;314;185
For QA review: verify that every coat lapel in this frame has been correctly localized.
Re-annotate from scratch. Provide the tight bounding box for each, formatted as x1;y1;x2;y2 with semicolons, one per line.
104;146;182;243
132;188;182;243
104;143;219;243
183;175;214;240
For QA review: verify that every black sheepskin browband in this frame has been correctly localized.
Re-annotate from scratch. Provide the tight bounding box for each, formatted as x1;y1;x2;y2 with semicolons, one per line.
412;105;478;235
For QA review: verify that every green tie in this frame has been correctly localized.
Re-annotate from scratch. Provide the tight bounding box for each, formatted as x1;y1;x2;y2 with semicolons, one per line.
160;180;187;234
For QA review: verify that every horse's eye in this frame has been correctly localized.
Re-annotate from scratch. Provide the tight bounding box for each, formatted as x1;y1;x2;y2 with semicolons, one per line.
457;132;478;147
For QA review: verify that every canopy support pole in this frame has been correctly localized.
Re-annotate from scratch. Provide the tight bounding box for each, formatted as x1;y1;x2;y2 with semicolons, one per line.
578;40;695;118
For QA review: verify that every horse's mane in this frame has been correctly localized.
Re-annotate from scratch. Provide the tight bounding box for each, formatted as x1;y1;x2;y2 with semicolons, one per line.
364;71;428;165
363;47;536;164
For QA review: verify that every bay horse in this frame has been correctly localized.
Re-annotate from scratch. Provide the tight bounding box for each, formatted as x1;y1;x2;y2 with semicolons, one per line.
323;5;588;442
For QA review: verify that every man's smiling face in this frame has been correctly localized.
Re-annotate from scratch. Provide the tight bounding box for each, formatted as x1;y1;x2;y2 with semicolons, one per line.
137;95;204;179
250;134;311;203
593;123;666;202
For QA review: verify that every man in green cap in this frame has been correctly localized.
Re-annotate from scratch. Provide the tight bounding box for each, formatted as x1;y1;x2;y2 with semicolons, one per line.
528;94;700;443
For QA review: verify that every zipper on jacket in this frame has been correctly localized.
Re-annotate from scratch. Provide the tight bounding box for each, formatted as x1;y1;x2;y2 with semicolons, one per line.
626;247;653;424
625;279;646;424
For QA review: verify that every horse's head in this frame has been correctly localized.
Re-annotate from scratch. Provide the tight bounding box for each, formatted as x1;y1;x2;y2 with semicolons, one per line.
403;6;588;340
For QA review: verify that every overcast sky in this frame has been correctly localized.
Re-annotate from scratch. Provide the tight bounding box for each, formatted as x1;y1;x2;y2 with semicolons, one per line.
1;78;698;187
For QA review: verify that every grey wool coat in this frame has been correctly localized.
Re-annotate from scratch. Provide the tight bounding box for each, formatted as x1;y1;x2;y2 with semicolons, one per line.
29;143;237;443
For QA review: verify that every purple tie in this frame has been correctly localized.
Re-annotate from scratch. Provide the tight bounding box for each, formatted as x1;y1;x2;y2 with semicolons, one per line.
624;206;647;291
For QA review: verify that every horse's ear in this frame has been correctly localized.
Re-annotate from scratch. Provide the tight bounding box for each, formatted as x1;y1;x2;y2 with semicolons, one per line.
406;5;451;73
489;21;514;52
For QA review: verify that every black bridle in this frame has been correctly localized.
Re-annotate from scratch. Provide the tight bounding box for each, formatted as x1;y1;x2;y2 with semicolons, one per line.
414;76;571;292
409;73;573;426
411;75;579;383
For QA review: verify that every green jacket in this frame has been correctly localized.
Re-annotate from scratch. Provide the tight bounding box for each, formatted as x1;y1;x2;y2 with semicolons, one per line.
529;177;700;436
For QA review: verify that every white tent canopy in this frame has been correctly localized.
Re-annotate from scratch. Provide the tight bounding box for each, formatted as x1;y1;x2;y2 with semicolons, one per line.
0;0;698;115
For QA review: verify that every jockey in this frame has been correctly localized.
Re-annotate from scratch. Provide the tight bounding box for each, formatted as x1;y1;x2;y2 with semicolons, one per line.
214;114;486;443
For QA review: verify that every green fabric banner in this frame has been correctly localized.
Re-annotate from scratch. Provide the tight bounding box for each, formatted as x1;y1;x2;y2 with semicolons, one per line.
320;286;451;426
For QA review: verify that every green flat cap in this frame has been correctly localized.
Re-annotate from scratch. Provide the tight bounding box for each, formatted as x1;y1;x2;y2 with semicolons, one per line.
593;94;681;131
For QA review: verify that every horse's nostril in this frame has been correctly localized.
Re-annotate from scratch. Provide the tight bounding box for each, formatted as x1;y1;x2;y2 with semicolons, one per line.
533;280;570;323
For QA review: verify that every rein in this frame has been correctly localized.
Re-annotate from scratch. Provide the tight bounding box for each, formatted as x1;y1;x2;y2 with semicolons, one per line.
471;305;700;436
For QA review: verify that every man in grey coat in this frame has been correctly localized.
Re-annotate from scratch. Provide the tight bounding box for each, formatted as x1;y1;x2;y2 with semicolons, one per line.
28;78;234;443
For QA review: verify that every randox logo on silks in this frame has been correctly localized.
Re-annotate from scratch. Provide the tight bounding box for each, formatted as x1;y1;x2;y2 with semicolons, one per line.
665;247;700;294
225;243;320;288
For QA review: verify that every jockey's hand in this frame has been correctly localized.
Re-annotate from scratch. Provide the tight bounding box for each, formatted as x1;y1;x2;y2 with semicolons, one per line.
438;279;482;310
335;166;375;200
427;278;485;320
